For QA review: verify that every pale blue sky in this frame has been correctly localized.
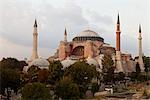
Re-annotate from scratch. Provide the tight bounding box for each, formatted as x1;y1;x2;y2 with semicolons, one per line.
0;0;149;60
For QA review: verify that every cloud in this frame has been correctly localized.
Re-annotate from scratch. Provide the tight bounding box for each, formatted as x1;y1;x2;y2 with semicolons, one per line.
0;0;35;47
0;0;89;49
0;0;90;59
0;0;149;59
84;10;113;26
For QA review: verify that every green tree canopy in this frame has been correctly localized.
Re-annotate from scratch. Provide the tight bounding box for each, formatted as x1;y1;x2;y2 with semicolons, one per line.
55;76;80;100
19;60;28;71
102;53;114;73
64;61;98;97
38;69;51;83
91;83;99;96
0;68;21;95
0;57;21;97
27;65;40;82
22;82;51;100
143;56;150;72
129;72;137;82
48;60;64;84
64;60;97;85
136;62;141;74
0;57;21;70
115;72;125;81
102;53;115;84
23;66;51;84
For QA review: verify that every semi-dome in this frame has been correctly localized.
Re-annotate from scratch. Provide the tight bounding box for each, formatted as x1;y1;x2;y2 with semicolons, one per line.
86;56;99;67
30;58;49;68
73;29;104;42
61;57;76;69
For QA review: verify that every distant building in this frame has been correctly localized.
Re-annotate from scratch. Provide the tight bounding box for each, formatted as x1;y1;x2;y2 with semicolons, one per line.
24;14;145;73
49;14;138;73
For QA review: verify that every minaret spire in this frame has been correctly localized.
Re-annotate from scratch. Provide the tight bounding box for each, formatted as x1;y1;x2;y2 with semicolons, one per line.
64;27;67;42
139;24;141;33
34;19;37;27
31;19;39;61
117;13;120;24
138;24;144;71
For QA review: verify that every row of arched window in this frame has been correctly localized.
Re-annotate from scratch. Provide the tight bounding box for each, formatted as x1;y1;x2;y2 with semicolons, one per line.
72;36;104;42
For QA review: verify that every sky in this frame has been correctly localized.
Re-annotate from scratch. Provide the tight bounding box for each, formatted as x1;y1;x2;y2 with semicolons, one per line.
0;0;150;60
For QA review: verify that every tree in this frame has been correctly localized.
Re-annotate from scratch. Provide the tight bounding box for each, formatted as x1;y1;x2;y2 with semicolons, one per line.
0;58;21;99
136;62;141;74
38;69;51;83
137;74;147;82
103;67;115;84
0;69;21;99
143;56;150;72
115;72;125;82
22;82;51;100
19;60;28;71
129;72;137;82
129;71;148;82
102;53;114;73
102;53;115;84
91;83;99;96
55;76;80;100
64;61;97;85
0;57;21;70
27;65;40;82
134;56;150;72
22;67;51;85
64;61;98;97
48;61;64;84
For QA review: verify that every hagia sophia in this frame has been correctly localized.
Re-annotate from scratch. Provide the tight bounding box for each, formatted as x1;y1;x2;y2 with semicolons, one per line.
23;14;145;73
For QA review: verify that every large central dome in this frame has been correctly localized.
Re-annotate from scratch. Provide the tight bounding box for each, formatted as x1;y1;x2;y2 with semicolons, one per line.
77;30;99;37
73;29;104;42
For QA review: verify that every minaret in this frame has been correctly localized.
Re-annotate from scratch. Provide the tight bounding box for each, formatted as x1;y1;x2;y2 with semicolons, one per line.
64;28;67;43
31;19;39;61
116;14;121;51
138;24;144;71
115;14;123;72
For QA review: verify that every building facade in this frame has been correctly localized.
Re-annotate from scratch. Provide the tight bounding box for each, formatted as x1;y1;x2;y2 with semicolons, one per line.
25;14;145;73
49;14;136;73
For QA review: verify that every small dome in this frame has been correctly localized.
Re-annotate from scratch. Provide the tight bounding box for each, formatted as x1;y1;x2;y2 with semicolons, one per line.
61;57;76;69
77;30;99;37
86;57;99;67
30;58;49;68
